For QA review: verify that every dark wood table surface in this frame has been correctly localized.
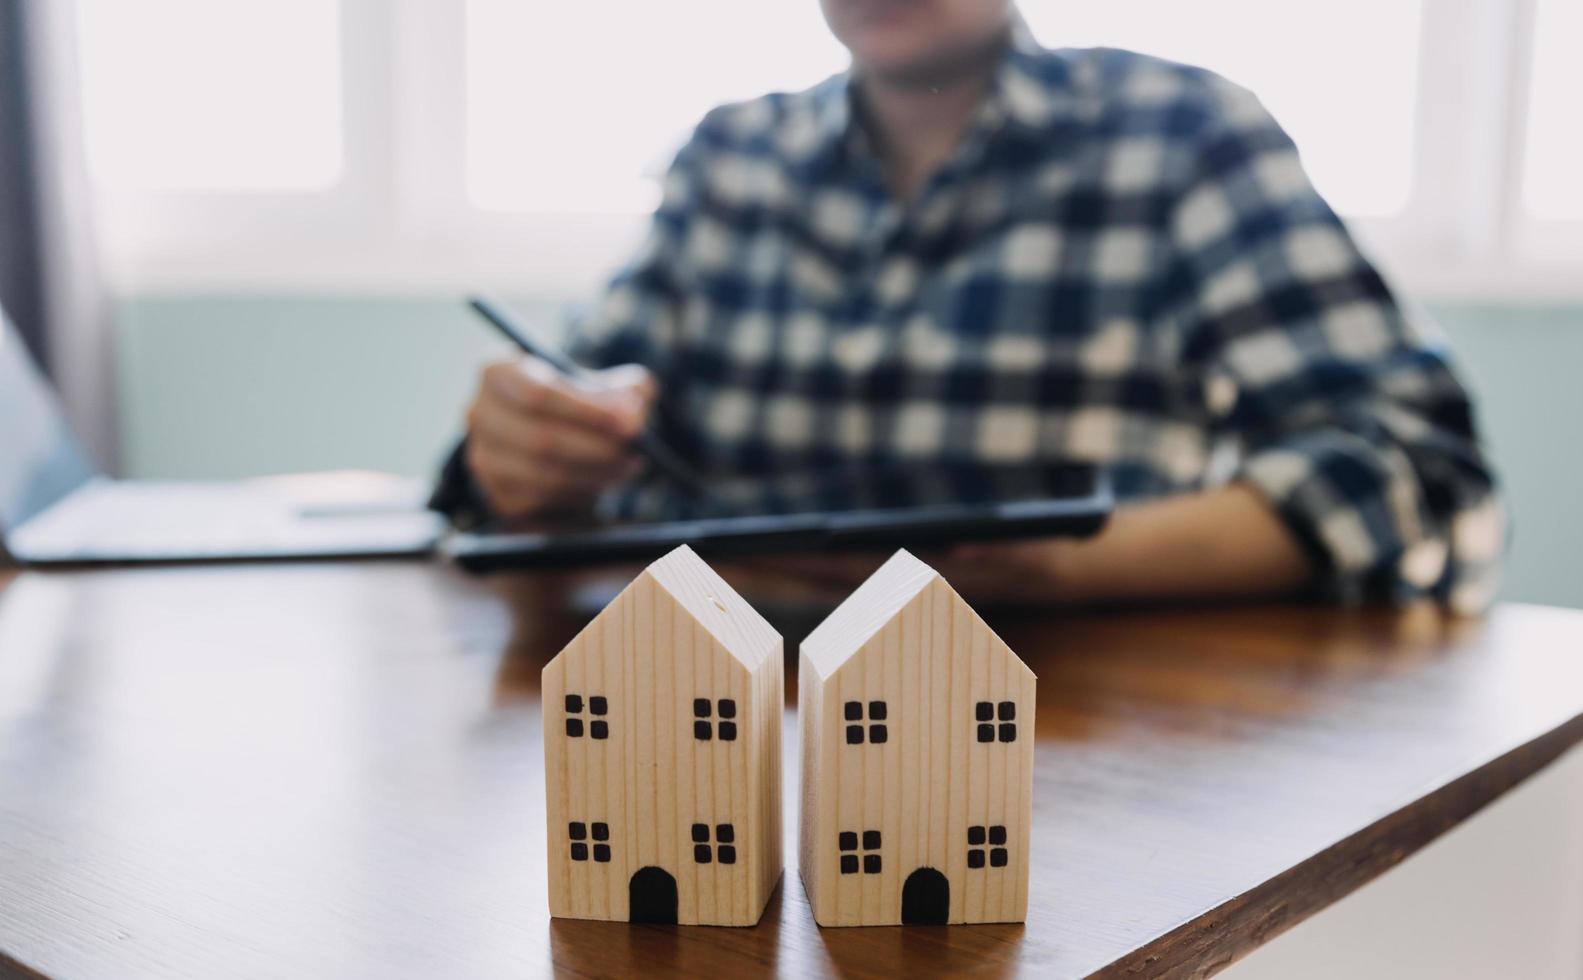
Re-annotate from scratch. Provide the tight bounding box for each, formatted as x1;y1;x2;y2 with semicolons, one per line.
1;561;1580;979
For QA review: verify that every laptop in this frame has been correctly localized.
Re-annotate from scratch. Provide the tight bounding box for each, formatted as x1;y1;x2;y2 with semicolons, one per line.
0;308;445;566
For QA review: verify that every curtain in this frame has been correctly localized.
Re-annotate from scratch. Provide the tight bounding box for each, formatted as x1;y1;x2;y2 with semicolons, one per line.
4;1;118;470
0;0;49;370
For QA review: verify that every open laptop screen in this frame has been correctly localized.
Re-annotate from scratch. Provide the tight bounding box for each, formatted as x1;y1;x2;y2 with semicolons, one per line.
0;308;96;532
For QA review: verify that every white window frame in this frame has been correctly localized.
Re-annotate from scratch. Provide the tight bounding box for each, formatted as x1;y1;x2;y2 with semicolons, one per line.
76;0;1583;304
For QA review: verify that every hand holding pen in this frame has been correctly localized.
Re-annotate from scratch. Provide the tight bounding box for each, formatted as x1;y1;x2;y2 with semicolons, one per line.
463;296;709;519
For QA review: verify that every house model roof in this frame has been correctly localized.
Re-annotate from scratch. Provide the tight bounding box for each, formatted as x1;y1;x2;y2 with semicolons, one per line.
629;544;780;669
801;549;964;678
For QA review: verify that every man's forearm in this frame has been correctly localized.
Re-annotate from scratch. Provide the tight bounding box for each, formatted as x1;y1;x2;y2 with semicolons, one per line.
1052;483;1313;603
728;483;1315;607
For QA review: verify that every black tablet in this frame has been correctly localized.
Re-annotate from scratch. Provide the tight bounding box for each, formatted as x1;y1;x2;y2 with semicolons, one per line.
441;468;1113;572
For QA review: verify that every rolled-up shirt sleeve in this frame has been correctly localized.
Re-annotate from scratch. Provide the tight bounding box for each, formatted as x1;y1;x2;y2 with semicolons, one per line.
1170;79;1505;611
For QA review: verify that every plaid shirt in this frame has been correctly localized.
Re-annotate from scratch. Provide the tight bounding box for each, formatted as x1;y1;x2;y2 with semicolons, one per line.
559;29;1502;610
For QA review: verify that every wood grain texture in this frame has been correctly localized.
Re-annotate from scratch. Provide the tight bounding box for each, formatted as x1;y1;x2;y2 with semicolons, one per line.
799;551;1033;926
541;546;781;925
1;561;1581;978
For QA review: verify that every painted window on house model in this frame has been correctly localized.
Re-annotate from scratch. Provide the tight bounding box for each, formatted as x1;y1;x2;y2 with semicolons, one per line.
693;698;738;741
564;693;609;739
975;700;1015;743
568;821;611;862
967;825;1008;868
838;829;882;874
843;700;887;744
692;822;736;864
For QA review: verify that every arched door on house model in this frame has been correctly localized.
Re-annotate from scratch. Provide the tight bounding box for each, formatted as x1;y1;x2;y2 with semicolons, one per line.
628;867;678;924
901;867;950;924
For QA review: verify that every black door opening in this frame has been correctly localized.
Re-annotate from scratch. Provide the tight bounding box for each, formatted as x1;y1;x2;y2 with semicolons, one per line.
629;866;678;924
901;867;950;925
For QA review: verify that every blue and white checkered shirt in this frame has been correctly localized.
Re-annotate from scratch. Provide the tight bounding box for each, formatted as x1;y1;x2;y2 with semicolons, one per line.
567;29;1503;610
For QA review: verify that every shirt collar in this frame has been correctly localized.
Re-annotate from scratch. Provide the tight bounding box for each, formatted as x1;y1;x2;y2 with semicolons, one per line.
996;15;1074;132
785;74;853;181
792;16;1069;180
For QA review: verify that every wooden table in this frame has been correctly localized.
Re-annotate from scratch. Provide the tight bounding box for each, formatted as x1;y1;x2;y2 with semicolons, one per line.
1;561;1580;979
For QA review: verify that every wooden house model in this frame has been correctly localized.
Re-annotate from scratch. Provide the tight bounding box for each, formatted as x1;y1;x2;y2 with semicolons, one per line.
798;550;1035;926
543;545;783;925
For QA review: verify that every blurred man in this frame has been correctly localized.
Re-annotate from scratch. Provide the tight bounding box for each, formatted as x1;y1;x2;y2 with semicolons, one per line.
437;0;1502;609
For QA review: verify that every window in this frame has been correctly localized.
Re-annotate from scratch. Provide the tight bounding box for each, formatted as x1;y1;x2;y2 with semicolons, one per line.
838;830;883;875
691;822;736;865
64;4;1583;301
967;825;1008;869
1522;0;1582;220
843;700;888;745
1020;0;1423;217
975;701;1017;743
75;0;343;191
568;821;611;863
465;0;849;213
564;693;609;739
693;698;737;741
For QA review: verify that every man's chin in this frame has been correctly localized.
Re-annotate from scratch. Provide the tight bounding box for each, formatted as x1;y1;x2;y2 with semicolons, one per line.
853;33;1007;89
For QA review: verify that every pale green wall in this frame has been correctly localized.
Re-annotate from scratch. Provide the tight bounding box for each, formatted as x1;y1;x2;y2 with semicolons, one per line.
1421;306;1583;609
117;295;563;483
115;297;1582;608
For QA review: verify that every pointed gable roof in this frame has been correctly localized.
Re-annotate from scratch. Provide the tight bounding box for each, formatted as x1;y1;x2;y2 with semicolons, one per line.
801;549;1033;682
638;544;780;669
800;549;940;678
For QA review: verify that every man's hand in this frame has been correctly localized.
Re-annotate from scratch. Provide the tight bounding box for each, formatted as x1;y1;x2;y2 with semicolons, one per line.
465;356;655;520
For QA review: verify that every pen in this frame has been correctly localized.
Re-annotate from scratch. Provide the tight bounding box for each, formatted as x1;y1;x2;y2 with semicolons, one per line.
466;295;711;496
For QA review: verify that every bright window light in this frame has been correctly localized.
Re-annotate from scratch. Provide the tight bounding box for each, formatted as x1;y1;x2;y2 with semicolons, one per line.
466;0;848;213
1025;0;1437;218
1522;0;1583;219
1018;1;1423;218
467;1;1418;218
75;0;343;192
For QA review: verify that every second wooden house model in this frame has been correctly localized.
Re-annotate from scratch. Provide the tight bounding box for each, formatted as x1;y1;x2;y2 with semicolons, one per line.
798;549;1036;926
542;545;783;926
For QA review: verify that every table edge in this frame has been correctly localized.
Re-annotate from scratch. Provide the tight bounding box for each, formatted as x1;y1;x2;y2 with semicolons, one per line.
0;945;50;978
1089;710;1583;980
